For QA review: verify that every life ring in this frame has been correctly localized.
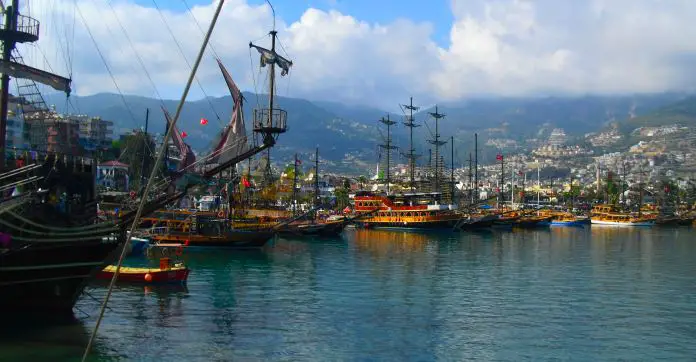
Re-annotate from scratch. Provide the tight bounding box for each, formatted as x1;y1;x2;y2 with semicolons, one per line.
161;247;169;256
218;211;224;218
175;246;183;256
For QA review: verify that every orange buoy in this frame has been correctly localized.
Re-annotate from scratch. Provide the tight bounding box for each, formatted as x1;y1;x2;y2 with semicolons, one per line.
144;273;153;282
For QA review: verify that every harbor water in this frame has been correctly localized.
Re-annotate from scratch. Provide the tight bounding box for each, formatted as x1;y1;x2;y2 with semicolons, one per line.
2;227;695;361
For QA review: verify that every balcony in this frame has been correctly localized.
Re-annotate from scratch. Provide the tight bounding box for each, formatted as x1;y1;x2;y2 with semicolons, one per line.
0;13;40;44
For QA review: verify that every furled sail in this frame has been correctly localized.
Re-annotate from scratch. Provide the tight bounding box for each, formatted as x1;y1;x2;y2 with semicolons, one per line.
249;43;292;76
209;59;248;166
162;108;195;172
0;60;71;94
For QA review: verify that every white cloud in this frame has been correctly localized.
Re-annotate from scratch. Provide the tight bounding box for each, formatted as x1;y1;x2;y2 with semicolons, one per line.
22;0;696;109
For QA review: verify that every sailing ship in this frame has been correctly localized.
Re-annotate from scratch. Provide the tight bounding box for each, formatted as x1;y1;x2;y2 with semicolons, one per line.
0;2;122;317
142;24;293;249
276;148;350;237
355;100;466;229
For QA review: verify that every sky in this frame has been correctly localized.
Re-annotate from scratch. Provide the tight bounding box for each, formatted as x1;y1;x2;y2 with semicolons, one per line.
24;0;696;110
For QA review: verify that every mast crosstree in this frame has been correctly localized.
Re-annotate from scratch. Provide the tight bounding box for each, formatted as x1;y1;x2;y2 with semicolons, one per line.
400;97;420;192
378;115;397;195
427;106;446;194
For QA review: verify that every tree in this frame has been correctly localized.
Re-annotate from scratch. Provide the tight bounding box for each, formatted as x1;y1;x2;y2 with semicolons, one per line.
358;175;367;189
119;131;155;191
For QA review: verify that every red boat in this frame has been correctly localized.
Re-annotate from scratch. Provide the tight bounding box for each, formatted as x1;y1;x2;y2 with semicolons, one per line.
96;258;189;284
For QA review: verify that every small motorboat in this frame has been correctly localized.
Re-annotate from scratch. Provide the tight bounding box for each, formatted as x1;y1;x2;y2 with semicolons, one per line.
96;258;189;284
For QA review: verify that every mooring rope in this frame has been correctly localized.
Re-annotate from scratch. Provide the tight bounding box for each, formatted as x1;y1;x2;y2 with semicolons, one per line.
81;1;226;360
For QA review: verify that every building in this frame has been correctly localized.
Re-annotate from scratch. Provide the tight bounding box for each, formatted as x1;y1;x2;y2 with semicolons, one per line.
5;100;25;150
77;115;114;152
96;160;129;191
548;128;567;146
46;116;81;155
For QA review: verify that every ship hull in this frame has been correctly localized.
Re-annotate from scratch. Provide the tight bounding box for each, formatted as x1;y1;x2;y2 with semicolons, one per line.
590;220;655;226
151;230;274;250
358;219;457;230
277;221;346;237
550;220;586;226
0;240;121;319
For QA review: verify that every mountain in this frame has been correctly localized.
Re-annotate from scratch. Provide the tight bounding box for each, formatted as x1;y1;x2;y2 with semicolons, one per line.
43;92;688;174
620;95;696;131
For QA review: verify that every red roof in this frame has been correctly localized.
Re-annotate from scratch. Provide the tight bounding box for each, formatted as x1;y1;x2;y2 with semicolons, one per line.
99;160;129;168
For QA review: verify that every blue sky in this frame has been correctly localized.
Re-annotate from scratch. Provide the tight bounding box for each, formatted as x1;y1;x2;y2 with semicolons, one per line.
133;0;453;46
34;0;696;108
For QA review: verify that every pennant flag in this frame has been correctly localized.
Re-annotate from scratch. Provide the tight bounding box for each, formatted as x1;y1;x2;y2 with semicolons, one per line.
200;118;208;125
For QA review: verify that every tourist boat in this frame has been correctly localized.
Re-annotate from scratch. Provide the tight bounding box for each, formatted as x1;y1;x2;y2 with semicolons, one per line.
539;210;588;226
97;258;189;284
353;191;463;229
276;218;347;237
590;204;655;226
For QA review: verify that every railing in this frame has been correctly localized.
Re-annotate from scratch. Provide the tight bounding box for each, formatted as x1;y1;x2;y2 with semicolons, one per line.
0;13;40;41
252;108;287;134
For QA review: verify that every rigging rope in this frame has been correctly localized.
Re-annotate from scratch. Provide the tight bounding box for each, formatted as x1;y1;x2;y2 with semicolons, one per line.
81;3;225;360
107;0;166;109
151;0;222;123
74;3;138;125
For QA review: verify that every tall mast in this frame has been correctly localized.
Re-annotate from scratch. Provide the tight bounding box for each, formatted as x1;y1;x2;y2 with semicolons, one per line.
468;152;473;204
292;153;298;216
0;1;29;171
140;108;150;190
499;153;504;207
378;115;396;194
268;30;277;131
314;147;319;210
428;106;446;194
450;135;454;205
474;133;478;202
401;97;420;191
0;1;15;171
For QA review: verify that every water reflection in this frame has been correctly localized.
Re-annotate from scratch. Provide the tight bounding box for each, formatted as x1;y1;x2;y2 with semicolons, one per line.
16;227;696;360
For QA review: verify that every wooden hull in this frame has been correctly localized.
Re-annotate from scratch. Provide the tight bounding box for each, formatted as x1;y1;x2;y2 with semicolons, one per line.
358;219;458;230
96;266;189;284
456;215;497;230
591;219;655;226
550;220;586;226
515;216;552;228
151;229;274;249
277;220;346;237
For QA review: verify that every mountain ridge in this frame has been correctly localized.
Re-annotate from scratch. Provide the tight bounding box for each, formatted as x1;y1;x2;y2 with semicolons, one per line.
43;91;690;174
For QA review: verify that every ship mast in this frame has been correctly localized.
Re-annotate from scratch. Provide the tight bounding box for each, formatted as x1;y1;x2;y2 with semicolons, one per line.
0;0;71;171
428;106;446;195
401;97;420;192
378;115;397;194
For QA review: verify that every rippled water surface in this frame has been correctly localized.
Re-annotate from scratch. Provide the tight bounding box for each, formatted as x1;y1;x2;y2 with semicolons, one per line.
3;227;696;361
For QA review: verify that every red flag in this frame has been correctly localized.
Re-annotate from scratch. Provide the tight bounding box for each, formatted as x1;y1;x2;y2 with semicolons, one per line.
496;154;503;161
200;118;208;125
242;177;251;188
181;131;188;138
518;170;523;176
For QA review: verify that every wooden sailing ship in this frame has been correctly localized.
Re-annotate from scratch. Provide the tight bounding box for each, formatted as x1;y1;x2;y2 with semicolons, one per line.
142;22;293;249
0;1;122;318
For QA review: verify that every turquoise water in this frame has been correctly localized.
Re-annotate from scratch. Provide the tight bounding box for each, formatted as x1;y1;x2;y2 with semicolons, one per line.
3;227;696;361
